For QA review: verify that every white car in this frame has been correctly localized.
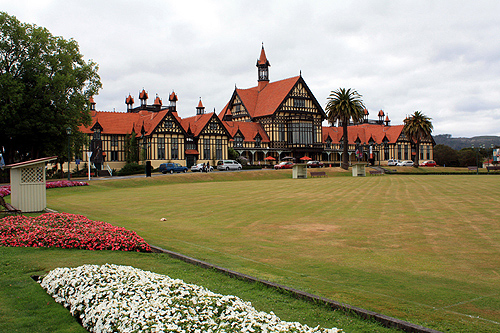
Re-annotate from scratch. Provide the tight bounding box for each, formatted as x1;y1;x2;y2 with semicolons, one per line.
397;160;414;166
190;163;213;172
217;160;242;171
387;159;400;166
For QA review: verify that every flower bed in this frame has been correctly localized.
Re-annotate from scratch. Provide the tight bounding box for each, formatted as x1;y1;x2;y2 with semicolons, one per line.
0;186;10;197
46;180;89;189
0;180;88;197
0;213;151;252
41;264;342;333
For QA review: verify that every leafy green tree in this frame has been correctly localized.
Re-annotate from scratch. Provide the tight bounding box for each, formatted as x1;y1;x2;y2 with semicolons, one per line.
228;147;239;160
458;148;477;167
433;144;459;167
0;12;101;164
325;88;365;170
124;133;139;164
403;111;433;167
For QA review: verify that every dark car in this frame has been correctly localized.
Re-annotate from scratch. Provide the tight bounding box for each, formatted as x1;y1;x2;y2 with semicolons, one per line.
306;160;324;168
274;161;294;169
159;162;188;174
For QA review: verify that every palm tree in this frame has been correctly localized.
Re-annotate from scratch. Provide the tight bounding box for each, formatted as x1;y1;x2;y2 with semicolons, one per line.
325;88;365;170
403;111;433;167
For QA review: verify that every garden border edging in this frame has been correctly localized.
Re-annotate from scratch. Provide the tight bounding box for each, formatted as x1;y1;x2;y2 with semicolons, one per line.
150;245;442;333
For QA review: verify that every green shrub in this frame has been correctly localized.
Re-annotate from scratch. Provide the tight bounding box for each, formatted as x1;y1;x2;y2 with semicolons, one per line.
117;163;144;176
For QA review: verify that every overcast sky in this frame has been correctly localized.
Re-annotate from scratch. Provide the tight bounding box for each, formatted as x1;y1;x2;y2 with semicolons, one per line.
2;0;500;137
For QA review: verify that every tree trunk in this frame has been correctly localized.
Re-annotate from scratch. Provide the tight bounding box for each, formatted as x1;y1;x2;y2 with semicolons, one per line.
413;138;420;168
341;123;349;170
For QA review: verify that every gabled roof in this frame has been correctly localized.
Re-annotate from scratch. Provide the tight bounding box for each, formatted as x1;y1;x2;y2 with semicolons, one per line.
220;76;302;119
220;75;326;120
181;113;213;137
80;109;175;136
223;121;270;142
323;124;405;145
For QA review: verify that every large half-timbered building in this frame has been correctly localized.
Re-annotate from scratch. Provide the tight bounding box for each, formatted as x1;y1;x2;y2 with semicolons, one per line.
77;46;434;172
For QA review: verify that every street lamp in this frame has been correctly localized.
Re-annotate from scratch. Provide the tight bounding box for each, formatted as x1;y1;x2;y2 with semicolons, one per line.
66;126;72;180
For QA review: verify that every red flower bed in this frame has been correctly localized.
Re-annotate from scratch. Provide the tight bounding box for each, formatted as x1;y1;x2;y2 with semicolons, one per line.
0;213;151;252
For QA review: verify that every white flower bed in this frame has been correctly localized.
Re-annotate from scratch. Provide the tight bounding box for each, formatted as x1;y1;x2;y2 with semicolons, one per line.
40;264;342;333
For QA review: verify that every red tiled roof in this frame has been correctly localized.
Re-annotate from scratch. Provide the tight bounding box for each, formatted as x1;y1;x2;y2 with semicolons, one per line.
169;91;178;102
153;95;162;106
139;89;148;100
257;45;270;66
378;110;385;117
197;99;204;108
181;112;214;136
223;121;270;142
79;110;171;136
323;124;404;144
125;94;134;105
220;76;300;119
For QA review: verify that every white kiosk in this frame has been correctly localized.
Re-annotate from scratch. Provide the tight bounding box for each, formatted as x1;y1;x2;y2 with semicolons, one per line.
6;156;57;213
352;163;367;177
292;164;308;179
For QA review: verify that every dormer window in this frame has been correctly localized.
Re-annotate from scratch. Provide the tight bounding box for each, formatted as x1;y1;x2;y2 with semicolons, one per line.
235;136;243;148
93;129;101;140
255;135;261;148
326;138;332;149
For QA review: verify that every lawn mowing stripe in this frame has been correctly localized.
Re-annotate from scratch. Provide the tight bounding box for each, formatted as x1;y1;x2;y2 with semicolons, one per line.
150;244;443;333
166;236;500;327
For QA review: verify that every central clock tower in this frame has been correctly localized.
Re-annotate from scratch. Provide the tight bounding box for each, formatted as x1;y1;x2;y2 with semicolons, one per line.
256;44;270;90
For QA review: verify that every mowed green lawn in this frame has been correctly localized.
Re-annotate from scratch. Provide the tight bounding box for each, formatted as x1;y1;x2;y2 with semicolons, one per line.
45;170;500;332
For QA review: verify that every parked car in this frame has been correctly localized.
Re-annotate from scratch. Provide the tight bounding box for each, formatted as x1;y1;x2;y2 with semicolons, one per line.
274;161;294;169
397;160;414;166
306;160;324;168
420;160;437;167
387;159;400;166
159;162;188;174
217;160;242;171
191;163;214;172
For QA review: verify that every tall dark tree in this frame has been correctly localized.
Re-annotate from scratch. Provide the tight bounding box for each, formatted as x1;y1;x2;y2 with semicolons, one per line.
325;88;365;170
433;144;459;167
403;111;433;167
0;12;101;164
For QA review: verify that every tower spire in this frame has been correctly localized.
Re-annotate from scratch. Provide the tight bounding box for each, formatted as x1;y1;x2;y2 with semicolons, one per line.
256;44;270;90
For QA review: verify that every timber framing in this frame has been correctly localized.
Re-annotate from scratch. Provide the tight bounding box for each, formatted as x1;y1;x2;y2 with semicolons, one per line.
76;46;434;173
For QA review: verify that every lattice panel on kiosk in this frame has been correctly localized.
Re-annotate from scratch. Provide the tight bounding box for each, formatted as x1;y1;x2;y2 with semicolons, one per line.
21;167;44;183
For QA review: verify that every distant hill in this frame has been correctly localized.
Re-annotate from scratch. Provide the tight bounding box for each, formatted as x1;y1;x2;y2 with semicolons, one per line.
433;134;500;150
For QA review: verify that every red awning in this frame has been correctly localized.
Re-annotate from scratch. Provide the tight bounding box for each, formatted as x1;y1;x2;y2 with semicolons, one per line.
185;149;199;155
264;156;275;160
300;156;312;161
